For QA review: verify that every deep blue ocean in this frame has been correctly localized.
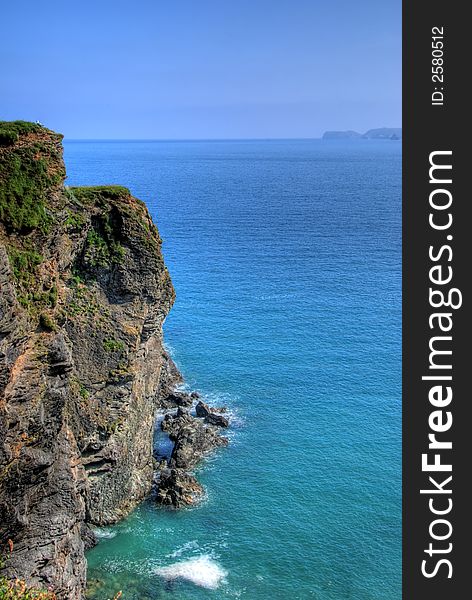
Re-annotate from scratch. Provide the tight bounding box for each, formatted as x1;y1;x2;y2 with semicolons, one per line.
63;139;401;600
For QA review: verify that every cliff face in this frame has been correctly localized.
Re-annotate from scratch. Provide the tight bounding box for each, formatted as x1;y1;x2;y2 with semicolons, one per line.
0;122;178;597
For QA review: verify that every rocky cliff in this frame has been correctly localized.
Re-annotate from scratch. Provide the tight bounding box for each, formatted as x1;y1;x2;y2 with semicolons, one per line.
0;122;179;597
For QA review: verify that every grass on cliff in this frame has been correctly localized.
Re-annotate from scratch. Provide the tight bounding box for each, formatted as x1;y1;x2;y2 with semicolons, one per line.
0;121;43;146
0;544;122;600
0;122;64;232
69;186;130;205
103;338;125;352
7;247;43;287
6;246;57;314
0;578;121;600
0;149;53;231
85;225;125;268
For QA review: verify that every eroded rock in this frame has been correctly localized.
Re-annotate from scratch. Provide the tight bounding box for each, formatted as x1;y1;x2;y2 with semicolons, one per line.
156;407;228;507
156;468;204;507
159;391;193;409
195;400;229;427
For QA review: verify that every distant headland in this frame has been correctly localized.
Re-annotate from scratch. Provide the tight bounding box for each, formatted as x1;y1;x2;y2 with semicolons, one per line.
322;127;402;140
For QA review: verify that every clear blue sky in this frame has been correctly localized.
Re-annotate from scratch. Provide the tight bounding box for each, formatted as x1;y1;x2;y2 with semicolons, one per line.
0;0;401;139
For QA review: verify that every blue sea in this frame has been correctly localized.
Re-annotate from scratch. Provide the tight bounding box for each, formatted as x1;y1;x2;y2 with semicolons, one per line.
63;139;401;600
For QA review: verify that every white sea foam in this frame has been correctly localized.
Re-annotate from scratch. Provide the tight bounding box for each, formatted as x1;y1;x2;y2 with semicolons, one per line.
93;527;116;539
200;391;245;428
166;540;199;558
163;342;176;356
155;555;227;589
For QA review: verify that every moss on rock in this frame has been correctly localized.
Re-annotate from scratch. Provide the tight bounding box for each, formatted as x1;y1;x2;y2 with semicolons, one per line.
0;121;65;232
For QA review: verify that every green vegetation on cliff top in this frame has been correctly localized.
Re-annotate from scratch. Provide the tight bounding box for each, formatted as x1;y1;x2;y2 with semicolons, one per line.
69;185;130;204
0;122;161;320
0;121;44;146
0;121;64;232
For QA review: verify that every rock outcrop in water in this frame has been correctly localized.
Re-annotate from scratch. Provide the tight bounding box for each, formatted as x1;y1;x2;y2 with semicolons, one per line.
195;400;229;427
156;406;228;507
0;121;184;598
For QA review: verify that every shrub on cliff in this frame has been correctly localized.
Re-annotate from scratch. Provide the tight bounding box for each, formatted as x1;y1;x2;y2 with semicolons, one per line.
0;576;57;600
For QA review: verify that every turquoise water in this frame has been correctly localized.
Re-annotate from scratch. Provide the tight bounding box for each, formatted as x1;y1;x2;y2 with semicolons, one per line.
64;139;401;600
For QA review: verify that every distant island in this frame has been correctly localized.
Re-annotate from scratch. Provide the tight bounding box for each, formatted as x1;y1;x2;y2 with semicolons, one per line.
322;127;402;140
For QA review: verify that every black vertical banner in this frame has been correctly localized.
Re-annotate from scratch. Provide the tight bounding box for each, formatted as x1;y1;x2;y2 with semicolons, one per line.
403;2;470;599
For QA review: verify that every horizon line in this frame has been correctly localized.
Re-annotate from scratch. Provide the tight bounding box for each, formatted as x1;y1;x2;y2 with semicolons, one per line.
63;136;402;143
65;137;323;142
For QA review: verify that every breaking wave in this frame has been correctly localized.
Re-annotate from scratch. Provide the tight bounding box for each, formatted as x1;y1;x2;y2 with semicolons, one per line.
155;555;227;589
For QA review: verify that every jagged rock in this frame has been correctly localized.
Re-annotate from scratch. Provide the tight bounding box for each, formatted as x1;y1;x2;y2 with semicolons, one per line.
171;419;228;470
205;413;229;428
156;468;204;507
157;459;168;471
156;408;228;507
159;391;193;409
195;400;210;418
161;407;194;438
195;400;229;427
161;408;228;469
80;524;97;551
48;334;73;375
